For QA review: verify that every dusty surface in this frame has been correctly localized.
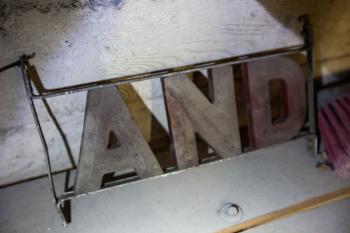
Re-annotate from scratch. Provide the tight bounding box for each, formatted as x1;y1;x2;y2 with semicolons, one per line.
1;138;350;233
0;0;125;36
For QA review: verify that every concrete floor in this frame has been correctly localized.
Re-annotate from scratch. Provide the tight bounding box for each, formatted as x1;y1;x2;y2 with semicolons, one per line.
1;136;350;233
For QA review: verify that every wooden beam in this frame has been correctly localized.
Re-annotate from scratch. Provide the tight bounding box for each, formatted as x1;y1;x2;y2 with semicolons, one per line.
215;186;350;233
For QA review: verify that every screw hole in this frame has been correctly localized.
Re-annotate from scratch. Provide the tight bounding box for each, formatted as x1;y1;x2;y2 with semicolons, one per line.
218;202;243;223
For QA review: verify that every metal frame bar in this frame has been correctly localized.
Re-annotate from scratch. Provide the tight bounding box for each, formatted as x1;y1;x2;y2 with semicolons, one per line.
0;15;315;226
300;15;318;155
300;15;316;135
32;45;305;99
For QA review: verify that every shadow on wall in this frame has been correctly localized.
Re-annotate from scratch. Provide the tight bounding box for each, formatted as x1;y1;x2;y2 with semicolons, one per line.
258;0;350;110
0;0;127;185
258;0;350;78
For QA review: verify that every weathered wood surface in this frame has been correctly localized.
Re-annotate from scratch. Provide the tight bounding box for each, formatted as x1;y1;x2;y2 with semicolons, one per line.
242;57;306;148
0;0;303;88
75;87;162;194
163;66;241;169
2;137;350;233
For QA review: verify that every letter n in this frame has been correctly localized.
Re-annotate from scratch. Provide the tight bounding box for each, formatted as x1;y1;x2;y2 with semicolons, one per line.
162;66;241;169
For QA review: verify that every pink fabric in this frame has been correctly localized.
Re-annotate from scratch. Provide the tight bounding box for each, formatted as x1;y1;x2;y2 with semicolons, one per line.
318;96;350;178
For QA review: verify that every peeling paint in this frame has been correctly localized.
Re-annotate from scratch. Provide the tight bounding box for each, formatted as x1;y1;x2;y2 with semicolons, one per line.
0;0;125;36
1;1;86;18
88;0;125;10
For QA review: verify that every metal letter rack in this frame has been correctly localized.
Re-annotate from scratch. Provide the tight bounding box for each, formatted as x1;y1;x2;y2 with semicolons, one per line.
0;15;316;226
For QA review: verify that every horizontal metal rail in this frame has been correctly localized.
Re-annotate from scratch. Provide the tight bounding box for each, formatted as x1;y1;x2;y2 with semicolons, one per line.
33;44;305;99
1;45;305;99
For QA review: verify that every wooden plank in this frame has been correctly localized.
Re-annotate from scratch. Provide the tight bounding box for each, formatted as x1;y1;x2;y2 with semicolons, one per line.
1;137;350;233
162;66;241;169
0;0;304;88
215;186;350;233
74;87;162;194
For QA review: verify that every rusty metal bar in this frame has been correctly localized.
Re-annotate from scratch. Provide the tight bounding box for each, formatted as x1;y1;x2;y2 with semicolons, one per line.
300;15;316;135
19;57;68;225
21;45;305;99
